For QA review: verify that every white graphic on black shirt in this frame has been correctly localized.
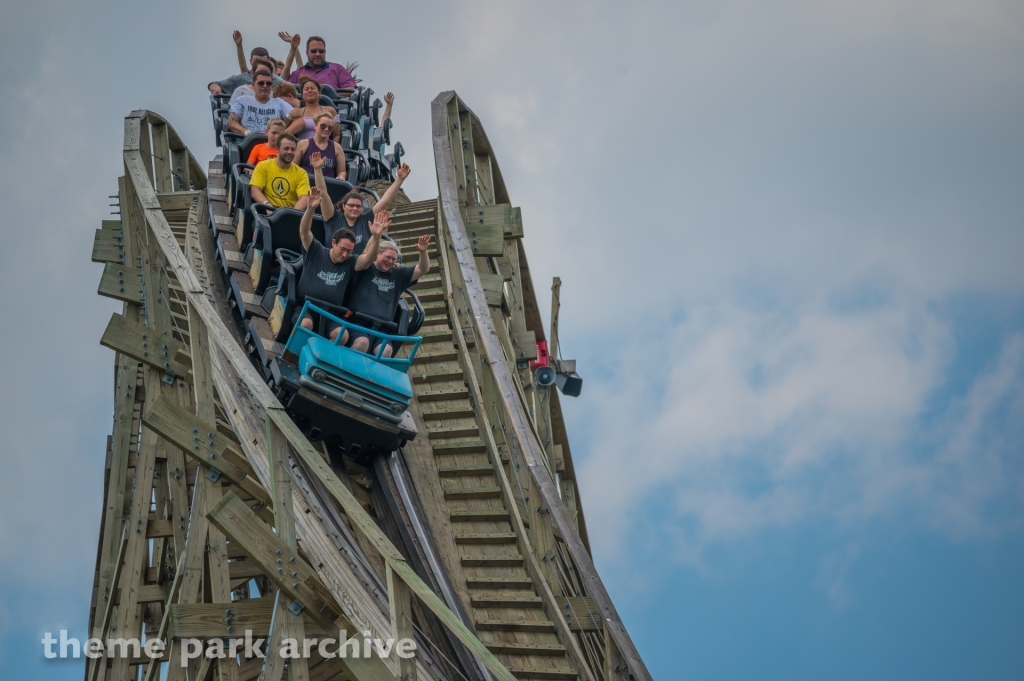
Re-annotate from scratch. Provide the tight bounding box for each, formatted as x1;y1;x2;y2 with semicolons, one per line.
371;275;395;292
317;271;345;286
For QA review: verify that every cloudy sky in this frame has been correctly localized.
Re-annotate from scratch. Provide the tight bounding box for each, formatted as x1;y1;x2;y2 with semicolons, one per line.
2;1;1023;678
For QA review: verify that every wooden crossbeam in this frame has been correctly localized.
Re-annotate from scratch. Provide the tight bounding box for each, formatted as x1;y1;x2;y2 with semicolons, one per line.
100;313;193;383
205;491;395;681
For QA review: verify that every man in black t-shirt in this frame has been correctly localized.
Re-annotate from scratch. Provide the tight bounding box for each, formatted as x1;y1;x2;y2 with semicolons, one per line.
309;151;411;255
347;233;432;357
295;187;390;343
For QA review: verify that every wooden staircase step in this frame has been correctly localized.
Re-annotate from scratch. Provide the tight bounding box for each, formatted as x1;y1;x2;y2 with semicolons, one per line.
445;487;502;499
506;667;578;680
429;426;480;440
455;533;518;545
475;619;555;632
461;555;523;567
472;595;543;608
419;328;453;342
439;464;493;477
467;577;534;590
417;387;470;402
433;441;487;455
484;642;565;657
450;510;509;522
423;406;475;421
411;369;464;384
412;349;459;364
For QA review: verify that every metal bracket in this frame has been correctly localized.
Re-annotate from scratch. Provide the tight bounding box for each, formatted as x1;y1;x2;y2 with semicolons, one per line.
287;599;306;616
161;371;176;385
205;468;222;482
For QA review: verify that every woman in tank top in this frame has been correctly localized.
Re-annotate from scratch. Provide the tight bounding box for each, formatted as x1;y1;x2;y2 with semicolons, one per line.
286;76;337;141
297;112;347;179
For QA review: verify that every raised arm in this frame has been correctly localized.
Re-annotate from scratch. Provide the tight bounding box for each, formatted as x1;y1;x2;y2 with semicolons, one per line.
373;163;410;213
309;152;336;221
412;234;431;281
356;211;391;271
279;32;301;80
382;92;394;122
233;31;247;73
299;187;321;251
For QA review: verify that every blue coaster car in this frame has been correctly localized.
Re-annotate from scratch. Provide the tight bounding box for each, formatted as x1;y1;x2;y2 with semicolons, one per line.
268;300;422;458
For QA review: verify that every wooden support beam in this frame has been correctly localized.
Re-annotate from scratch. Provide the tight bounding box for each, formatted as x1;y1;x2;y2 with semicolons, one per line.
386;565;415;681
167;601;329;638
263;418;309;681
100;313;193;384
142;396;269;513
98;263;144;304
107;397;158;681
205;491;395;681
265;408;519;681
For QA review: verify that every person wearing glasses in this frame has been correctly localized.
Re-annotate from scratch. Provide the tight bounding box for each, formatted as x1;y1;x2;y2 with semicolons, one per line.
297;114;346;179
280;34;357;91
249;134;310;210
227;69;293;136
295;187;388;343
309;156;412;256
346;234;431;357
287;77;339;141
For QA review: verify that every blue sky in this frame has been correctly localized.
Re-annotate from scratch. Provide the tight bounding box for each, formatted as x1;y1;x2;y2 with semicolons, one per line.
1;1;1022;679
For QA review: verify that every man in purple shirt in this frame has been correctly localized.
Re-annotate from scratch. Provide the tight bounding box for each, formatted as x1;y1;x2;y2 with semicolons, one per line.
282;35;356;91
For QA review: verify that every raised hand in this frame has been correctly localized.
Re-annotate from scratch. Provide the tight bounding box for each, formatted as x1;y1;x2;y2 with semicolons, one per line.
396;163;411;181
233;30;243;45
308;186;322;208
370;210;392;237
384;92;395;105
309;151;324;171
416;234;431;252
278;31;300;48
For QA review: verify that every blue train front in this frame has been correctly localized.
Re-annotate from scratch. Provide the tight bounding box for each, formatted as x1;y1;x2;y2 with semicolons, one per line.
267;299;422;458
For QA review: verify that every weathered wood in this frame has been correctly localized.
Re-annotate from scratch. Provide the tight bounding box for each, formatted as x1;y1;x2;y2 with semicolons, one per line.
264;418;309;681
142;396;268;509
433;92;649;681
100;313;193;384
167;601;328;638
387;565;415;681
98;263;144;304
266;408;519;681
205;492;395;681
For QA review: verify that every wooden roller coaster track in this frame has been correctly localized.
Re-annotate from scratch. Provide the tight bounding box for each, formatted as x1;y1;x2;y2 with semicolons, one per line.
85;92;652;681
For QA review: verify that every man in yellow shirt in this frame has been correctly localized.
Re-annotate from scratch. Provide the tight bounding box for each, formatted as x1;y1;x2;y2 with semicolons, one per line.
250;133;310;209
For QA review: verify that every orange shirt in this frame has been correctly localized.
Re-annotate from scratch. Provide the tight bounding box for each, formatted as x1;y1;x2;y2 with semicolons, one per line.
248;143;278;165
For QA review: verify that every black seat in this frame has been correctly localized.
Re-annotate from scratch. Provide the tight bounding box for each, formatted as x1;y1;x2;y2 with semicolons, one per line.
308;175;354;211
225;132;267;198
247;208;326;295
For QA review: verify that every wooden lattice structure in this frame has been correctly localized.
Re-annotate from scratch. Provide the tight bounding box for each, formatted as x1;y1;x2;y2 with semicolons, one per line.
85;95;652;681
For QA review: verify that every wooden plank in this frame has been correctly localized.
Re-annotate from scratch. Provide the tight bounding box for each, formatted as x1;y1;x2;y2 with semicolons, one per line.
100;313;193;384
464;203;522;241
433;92;645;681
97;263;144;304
157;192;200;213
206;492;394;681
264;418;310;681
480;272;503;307
142;396;269;511
509;329;538;361
266;408;520;681
92;228;126;263
151;122;173;193
167;601;328;638
387;565;415;681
